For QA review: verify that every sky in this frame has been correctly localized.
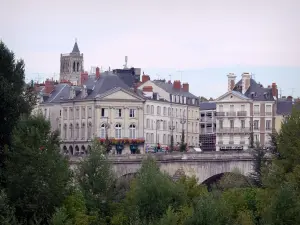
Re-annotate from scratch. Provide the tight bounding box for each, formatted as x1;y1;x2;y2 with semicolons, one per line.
0;0;299;98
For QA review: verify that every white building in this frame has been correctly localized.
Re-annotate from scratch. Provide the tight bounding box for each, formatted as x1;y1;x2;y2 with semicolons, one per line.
138;77;200;150
215;73;277;151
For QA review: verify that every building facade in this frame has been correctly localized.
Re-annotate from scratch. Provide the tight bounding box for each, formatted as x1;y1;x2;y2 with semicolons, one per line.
138;77;200;150
199;102;216;151
215;73;277;151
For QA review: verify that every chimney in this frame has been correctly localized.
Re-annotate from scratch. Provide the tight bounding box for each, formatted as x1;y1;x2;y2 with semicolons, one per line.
182;83;189;92
227;73;236;91
142;86;153;92
45;79;55;94
272;83;278;100
95;67;100;79
287;96;293;101
142;74;150;83
173;80;181;90
80;72;89;85
242;73;251;94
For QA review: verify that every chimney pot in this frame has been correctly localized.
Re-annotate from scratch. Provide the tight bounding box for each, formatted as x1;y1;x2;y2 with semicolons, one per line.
227;73;236;91
142;74;150;83
45;79;55;94
242;73;251;94
81;72;89;85
173;80;181;89
96;67;100;79
182;83;189;92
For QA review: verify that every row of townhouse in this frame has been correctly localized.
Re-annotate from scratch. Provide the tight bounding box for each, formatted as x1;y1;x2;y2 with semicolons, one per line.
34;72;200;155
198;73;297;151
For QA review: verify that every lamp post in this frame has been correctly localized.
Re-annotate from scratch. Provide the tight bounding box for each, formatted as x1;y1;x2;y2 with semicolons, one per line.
169;122;175;151
180;117;187;152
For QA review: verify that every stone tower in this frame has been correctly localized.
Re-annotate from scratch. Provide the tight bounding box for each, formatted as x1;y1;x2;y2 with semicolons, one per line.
59;40;84;85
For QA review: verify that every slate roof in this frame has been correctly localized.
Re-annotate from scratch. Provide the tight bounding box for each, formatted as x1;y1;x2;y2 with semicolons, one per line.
152;80;197;98
71;42;80;53
276;100;293;115
200;102;216;110
233;78;275;101
42;71;139;103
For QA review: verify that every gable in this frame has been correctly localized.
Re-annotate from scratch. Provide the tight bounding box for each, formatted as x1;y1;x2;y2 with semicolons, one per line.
216;91;249;102
99;90;143;101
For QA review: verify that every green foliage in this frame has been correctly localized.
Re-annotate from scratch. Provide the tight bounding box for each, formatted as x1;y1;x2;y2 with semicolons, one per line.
4;115;71;223
49;207;72;225
0;189;17;225
249;147;267;187
76;139;115;216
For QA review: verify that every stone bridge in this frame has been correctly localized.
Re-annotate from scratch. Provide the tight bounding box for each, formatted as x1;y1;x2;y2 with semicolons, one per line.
70;151;256;183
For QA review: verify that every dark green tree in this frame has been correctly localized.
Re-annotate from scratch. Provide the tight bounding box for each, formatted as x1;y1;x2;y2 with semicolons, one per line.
76;140;115;220
0;41;36;170
179;129;187;152
4;115;71;223
249;146;267;187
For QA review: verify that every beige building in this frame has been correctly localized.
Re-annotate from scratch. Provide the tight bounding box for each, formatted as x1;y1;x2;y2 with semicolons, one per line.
215;73;277;151
138;76;200;150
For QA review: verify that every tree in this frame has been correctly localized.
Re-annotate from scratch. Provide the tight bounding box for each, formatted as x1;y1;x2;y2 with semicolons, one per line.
249;147;267;187
4;115;71;223
0;41;36;173
0;189;16;224
179;129;187;152
170;135;174;152
76;139;115;217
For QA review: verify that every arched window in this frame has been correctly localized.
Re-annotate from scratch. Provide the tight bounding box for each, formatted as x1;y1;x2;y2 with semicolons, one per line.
75;123;79;139
81;145;86;155
115;123;122;138
146;105;150;114
77;62;80;72
69;146;73;155
168;107;171;116
129;124;136;139
69;124;73;139
157;106;161;115
73;62;76;72
63;146;68;155
88;122;92;139
100;124;106;138
81;123;85;139
75;145;80;155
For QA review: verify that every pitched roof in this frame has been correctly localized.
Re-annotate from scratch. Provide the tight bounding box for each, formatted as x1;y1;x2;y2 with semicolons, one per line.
152;80;197;98
277;100;293;115
42;71;140;103
234;78;275;101
71;42;80;53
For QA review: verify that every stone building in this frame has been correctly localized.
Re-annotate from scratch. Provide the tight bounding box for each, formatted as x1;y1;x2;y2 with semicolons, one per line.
215;73;277;151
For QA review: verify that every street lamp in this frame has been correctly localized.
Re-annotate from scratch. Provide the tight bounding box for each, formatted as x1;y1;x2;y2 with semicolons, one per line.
169;122;175;151
249;121;254;148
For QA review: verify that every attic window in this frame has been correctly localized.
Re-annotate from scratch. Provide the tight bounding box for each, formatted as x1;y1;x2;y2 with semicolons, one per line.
230;95;233;98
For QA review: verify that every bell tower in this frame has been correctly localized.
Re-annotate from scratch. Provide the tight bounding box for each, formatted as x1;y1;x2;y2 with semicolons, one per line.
59;39;84;85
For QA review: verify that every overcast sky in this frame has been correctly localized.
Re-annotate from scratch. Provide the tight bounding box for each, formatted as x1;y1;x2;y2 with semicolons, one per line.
1;0;299;98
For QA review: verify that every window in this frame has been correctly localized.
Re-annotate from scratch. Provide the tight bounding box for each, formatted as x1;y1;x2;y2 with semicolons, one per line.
151;133;154;143
157;106;161;115
254;120;259;130
116;109;122;118
100;124;106;138
230;105;234;112
163;107;167;115
219;105;223;112
254;105;260;115
63;124;67;139
87;122;92;139
266;120;271;130
241;105;245;111
75;123;79;139
254;134;259;143
151;105;154;114
69;108;73;119
115;124;122;138
88;107;92;118
129;109;135;118
176;109;178;117
59;110;62;117
63;108;67;119
101;108;106;117
163;121;167;130
219;120;223;129
129;124;136;138
146;105;150;114
69;124;73;139
230;120;234;128
241;120;245;128
146;119;150;129
229;135;234;142
81;123;85;139
266;105;272;115
168;108;171;116
82;107;86;118
75;108;79;119
163;134;166;144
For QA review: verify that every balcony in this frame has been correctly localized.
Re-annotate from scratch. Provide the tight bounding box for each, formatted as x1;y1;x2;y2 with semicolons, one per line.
253;111;260;116
200;117;214;123
216;112;225;117
218;141;223;145
265;112;272;116
240;141;245;144
237;111;247;117
227;111;236;117
216;127;251;133
229;141;234;144
200;128;215;134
